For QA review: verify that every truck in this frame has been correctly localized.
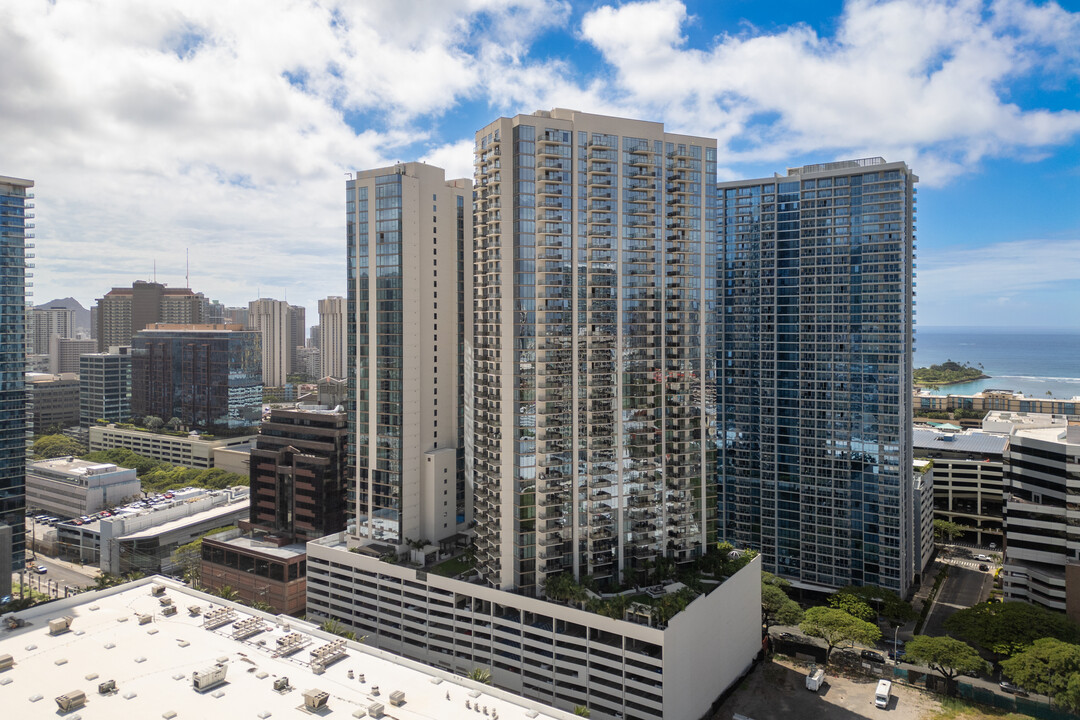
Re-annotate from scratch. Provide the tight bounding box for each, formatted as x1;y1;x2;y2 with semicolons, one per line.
875;679;892;709
806;667;825;692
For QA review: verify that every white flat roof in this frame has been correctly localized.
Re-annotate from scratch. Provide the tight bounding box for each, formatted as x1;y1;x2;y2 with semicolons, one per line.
0;577;574;720
119;501;247;541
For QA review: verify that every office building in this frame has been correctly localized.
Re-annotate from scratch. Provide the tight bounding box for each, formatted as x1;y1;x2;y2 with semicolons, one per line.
470;110;716;592
207;299;225;324
248;407;349;542
308;323;321;350
718;158;917;595
131;323;262;431
89;424;256;468
347;162;472;547
28;304;77;355
0;523;10;600
997;418;1080;621
913;427;1007;547
26;372;80;432
0;175;33;568
26;456;140;518
223;305;248;327
248;298;290;387
94;280;208;351
47;336;96;373
79;350;132;425
318;295;346;378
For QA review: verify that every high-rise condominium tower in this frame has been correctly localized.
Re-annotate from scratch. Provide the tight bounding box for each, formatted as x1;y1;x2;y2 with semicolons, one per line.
718;158;916;595
29;304;77;354
287;304;305;375
318;296;346;379
0;175;33;567
473;110;717;594
248;298;290;387
94;280;208;351
346;162;472;545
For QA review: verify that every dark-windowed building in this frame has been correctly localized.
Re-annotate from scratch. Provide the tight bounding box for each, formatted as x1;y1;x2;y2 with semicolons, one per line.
130;323;261;432
200;407;348;614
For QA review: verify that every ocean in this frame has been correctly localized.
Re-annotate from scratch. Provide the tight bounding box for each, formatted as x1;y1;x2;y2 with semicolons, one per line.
914;327;1080;400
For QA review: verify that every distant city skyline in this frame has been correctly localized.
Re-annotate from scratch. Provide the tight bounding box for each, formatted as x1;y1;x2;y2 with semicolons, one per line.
3;0;1079;326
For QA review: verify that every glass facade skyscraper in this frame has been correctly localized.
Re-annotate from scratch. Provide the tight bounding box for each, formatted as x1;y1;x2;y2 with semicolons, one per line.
718;158;916;594
472;110;717;594
0;175;33;568
346;163;472;546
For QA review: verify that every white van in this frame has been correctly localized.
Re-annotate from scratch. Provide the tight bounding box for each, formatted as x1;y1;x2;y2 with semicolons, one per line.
806;667;825;692
875;679;892;709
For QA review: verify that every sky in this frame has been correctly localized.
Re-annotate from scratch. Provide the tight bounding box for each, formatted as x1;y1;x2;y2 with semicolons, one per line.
3;0;1079;328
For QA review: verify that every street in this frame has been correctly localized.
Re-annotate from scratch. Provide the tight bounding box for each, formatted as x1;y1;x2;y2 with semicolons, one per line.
923;564;993;638
12;555;99;599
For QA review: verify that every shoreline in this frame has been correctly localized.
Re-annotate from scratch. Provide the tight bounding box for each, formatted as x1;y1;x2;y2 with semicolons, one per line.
914;373;991;389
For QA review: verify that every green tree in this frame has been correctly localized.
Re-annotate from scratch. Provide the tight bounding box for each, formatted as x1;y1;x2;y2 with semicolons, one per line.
904;635;988;696
165;416;183;431
144;416;164;430
32;434;87;459
213;585;238;601
466;667;492;685
573;706;591;717
828;592;875;622
834;585;917;626
761;571;791;590
934;519;968;543
800;606;881;665
1001;638;1080;711
762;583;802;632
945;602;1080;662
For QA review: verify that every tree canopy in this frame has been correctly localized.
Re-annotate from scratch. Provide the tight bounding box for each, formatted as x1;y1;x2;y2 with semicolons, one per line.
32;434;87;459
944;601;1080;659
1001;638;1080;712
834;585;917;626
904;635;988;696
934;519;968;543
762;583;802;631
800;606;881;664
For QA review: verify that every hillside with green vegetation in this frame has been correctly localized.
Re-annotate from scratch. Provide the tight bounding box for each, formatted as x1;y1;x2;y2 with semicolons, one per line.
914;360;988;387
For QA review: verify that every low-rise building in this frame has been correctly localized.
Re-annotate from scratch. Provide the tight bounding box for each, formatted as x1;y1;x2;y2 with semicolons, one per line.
914;388;1080;416
913;427;1009;547
200;530;307;614
89;424;256;468
0;576;578;720
56;487;249;573
26;456;140;518
307;534;762;720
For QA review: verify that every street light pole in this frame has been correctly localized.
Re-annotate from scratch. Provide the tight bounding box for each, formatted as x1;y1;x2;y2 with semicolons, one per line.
894;625;900;665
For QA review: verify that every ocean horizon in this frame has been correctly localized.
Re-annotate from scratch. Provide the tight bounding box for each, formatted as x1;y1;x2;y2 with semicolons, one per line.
914;326;1080;399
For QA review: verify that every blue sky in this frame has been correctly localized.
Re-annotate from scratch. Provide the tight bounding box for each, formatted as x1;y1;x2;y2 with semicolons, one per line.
2;0;1079;327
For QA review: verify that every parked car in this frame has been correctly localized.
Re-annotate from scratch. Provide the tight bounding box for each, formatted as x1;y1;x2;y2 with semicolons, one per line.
979;564;990;571
778;632;796;640
1000;681;1028;697
861;650;886;663
888;648;905;662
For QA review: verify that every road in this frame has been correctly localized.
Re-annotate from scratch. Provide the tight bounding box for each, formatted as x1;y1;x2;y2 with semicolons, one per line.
12;556;99;599
923;564;993;637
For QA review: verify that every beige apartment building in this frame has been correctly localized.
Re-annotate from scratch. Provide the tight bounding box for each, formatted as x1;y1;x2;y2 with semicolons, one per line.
317;295;346;378
348;162;472;546
94;280;208;351
915;387;1080;416
247;298;290;387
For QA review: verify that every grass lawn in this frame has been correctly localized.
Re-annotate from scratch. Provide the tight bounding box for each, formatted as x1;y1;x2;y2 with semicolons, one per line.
430;555;475;578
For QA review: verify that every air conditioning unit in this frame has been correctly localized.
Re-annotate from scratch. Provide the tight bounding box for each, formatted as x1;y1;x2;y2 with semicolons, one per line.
303;688;329;710
137;613;153;625
272;676;290;692
48;616;74;635
98;679;117;695
368;702;385;718
388;690;405;707
192;663;228;692
55;689;86;712
0;654;13;671
161;605;178;617
151;583;166;596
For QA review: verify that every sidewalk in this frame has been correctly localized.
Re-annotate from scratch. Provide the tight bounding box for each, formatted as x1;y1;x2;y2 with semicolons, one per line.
896;559;945;643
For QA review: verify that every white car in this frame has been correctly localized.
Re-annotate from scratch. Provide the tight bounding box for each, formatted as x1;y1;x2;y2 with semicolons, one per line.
975;554;991;562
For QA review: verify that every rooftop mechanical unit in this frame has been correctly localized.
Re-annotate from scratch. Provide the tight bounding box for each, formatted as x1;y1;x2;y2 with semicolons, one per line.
302;688;330;711
272;676;291;692
161;605;178;617
232;617;267;640
310;638;347;672
55;689;86;712
367;701;385;718
192;663;229;692
48;616;74;635
202;607;237;630
151;583;166;596
0;654;13;671
273;632;311;658
97;679;117;695
388;690;405;707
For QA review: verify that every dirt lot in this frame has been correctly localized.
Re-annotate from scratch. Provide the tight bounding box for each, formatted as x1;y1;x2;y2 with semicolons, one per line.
710;656;942;720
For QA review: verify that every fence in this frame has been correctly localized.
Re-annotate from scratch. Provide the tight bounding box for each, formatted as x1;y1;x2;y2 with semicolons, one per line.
955;682;1078;720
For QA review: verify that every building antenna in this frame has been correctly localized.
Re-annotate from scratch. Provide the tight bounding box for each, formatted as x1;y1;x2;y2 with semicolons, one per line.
153;259;157;282
186;248;189;288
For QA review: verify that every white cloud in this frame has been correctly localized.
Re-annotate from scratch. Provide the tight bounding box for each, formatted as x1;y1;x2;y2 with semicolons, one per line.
579;0;1080;184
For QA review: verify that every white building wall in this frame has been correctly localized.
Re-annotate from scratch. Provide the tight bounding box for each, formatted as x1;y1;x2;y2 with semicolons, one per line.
318;296;346;379
248;298;290;387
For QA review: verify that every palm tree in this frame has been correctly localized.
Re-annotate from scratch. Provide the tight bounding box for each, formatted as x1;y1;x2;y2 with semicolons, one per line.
213;585;238;601
573;706;591;717
466;667;492;685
